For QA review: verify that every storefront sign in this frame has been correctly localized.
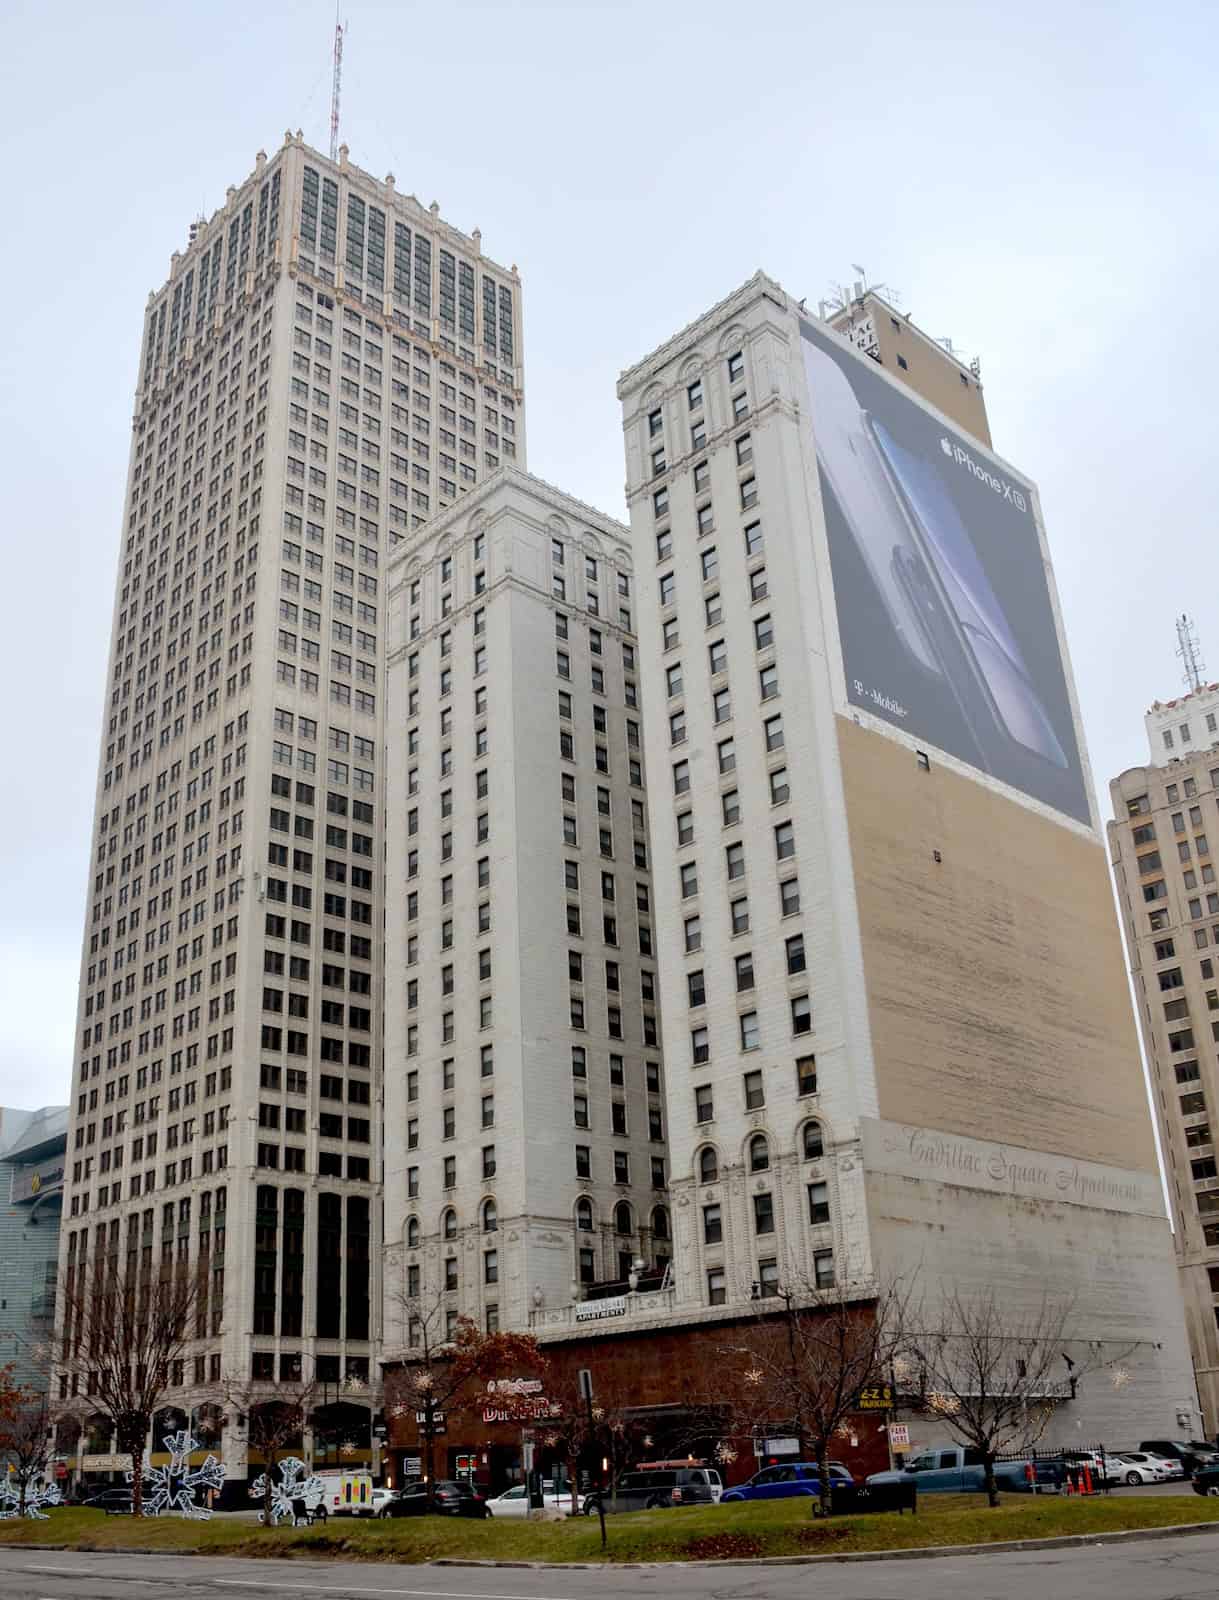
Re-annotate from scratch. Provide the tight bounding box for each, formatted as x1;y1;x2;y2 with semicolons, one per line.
82;1453;134;1471
755;1436;800;1457
888;1423;910;1448
855;1383;892;1411
486;1378;543;1396
575;1296;626;1323
482;1397;561;1424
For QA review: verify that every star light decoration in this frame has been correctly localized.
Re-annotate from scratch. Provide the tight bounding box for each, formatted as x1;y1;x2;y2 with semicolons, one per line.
925;1391;961;1418
714;1441;738;1465
0;1478;62;1521
130;1430;226;1519
743;1367;765;1387
1111;1367;1131;1390
251;1457;327;1525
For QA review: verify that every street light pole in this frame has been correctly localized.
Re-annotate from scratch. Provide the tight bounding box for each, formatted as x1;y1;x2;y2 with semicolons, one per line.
578;1369;606;1550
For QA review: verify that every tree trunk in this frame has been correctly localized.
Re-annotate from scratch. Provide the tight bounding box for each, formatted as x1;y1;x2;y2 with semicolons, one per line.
118;1418;147;1517
423;1415;436;1508
983;1454;999;1508
263;1447;276;1522
817;1441;833;1517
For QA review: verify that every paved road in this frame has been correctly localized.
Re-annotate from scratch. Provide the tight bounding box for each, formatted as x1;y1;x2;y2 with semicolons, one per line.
3;1530;1219;1600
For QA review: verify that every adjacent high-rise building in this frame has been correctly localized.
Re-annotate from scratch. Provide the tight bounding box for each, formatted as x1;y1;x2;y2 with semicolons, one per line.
0;1105;67;1393
57;132;524;1488
615;271;1197;1441
382;469;669;1354
1109;676;1219;1432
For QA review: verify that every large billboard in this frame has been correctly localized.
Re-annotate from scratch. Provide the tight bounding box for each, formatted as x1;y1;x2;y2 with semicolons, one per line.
800;322;1090;825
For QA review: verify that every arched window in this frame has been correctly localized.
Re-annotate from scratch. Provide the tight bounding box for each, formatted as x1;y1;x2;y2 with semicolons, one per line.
749;1133;770;1172
698;1146;719;1183
802;1120;824;1160
406;1216;420;1248
575;1197;594;1232
651;1206;670;1241
442;1208;457;1240
614;1201;633;1236
482;1199;498;1233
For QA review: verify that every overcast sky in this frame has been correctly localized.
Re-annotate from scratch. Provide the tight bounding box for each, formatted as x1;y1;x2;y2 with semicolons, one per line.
2;0;1217;1110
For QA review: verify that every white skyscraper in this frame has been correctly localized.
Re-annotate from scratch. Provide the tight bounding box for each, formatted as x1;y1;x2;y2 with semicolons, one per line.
58;132;524;1493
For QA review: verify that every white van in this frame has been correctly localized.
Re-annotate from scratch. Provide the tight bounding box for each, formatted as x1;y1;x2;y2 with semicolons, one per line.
318;1469;375;1516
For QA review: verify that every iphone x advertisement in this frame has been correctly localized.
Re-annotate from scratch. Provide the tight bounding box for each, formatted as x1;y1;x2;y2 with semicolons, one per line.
800;321;1090;826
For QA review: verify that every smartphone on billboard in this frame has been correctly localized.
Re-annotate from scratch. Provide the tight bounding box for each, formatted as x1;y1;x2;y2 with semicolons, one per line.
866;415;1069;770
801;340;945;681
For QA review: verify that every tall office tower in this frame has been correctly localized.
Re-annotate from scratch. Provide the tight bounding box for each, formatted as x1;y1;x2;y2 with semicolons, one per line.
58;132;524;1489
616;271;1196;1440
1110;676;1219;1432
382;469;668;1352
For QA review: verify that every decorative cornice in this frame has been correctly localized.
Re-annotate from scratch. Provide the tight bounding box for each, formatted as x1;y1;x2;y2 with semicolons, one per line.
616;271;790;396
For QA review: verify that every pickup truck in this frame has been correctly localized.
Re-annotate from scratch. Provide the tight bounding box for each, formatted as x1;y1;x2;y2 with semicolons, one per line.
868;1445;1033;1494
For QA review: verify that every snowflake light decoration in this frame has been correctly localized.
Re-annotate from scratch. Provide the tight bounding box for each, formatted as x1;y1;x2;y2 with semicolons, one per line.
1111;1367;1131;1390
743;1367;764;1387
129;1430;226;1519
251;1456;327;1525
714;1441;738;1465
0;1478;62;1521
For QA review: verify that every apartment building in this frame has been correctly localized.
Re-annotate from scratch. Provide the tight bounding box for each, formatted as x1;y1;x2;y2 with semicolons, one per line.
1110;679;1219;1431
614;271;1197;1442
382;469;669;1355
57;131;524;1489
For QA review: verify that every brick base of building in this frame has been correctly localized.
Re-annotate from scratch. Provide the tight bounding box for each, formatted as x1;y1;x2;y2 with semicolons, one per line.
384;1310;892;1494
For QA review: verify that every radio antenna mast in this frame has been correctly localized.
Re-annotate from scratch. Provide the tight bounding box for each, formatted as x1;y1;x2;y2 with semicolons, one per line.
1176;613;1205;693
329;9;345;161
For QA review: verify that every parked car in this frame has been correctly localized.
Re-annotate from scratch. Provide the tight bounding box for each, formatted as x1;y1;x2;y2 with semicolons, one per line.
484;1482;588;1518
721;1463;853;1502
1191;1462;1219;1497
1133;1449;1186;1480
369;1487;399;1515
592;1465;719;1512
378;1479;490;1519
1139;1439;1219;1476
81;1487;133;1513
869;1445;1033;1494
1115;1452;1176;1485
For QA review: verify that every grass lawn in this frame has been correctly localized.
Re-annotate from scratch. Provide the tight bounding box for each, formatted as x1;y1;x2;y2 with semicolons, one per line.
1;1492;1217;1564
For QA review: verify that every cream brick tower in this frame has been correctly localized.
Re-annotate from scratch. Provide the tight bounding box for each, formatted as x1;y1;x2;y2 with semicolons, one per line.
617;272;1198;1442
1110;678;1219;1432
382;470;669;1353
58;132;524;1488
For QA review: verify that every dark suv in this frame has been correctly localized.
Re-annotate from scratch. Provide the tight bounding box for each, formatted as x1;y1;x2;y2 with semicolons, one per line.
379;1480;490;1518
598;1466;718;1512
1139;1439;1219;1476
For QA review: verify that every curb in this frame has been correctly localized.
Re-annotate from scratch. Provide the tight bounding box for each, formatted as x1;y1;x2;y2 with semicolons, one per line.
3;1518;1218;1571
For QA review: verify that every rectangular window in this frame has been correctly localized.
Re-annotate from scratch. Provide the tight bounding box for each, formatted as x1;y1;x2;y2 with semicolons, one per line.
744;1066;764;1106
808;1181;830;1224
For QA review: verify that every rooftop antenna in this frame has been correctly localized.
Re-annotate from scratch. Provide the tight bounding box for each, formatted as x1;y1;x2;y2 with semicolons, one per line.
329;8;345;161
1176;613;1205;693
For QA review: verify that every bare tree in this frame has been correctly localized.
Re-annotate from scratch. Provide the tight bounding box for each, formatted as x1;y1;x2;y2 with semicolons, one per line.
383;1284;542;1506
714;1272;911;1515
222;1373;316;1522
57;1253;203;1516
537;1368;646;1515
910;1286;1123;1506
0;1386;53;1516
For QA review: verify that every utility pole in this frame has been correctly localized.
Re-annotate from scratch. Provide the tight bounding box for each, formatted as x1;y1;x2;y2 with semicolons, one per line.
578;1369;606;1549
